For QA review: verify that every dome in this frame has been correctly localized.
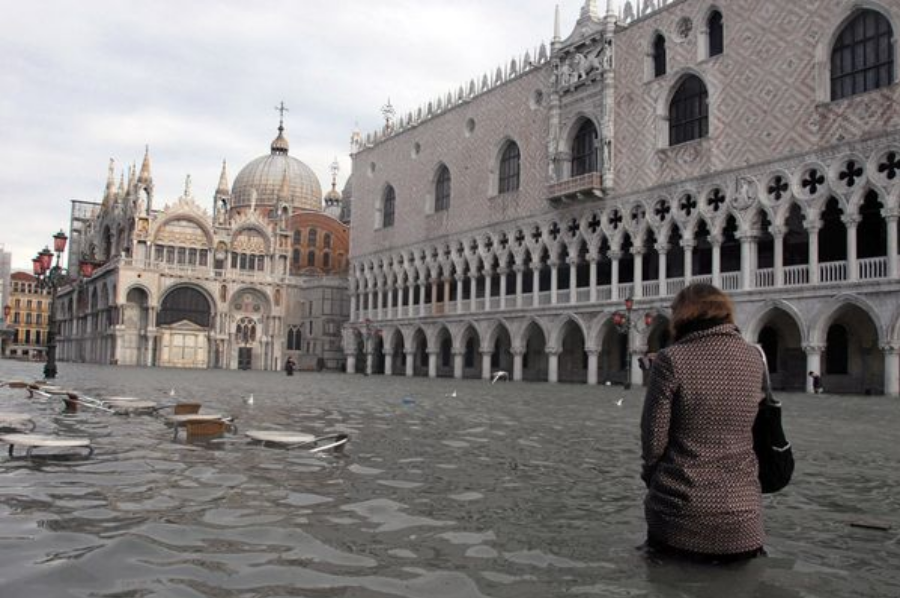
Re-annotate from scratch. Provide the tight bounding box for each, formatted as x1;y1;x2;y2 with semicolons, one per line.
231;125;323;212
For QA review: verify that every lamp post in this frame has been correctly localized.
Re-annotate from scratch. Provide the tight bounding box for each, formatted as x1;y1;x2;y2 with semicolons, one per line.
32;230;70;379
612;296;655;390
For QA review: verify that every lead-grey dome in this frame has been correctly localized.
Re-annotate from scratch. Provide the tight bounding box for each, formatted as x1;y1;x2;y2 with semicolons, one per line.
231;125;323;212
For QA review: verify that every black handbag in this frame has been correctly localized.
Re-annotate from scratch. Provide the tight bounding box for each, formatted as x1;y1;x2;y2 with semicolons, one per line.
753;346;794;493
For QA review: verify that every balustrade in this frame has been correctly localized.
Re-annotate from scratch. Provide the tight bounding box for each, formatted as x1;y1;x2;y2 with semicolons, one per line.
859;256;887;280
819;261;847;283
720;271;741;291
783;264;809;286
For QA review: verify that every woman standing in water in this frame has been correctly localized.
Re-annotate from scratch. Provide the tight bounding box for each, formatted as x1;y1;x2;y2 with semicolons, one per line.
641;283;766;562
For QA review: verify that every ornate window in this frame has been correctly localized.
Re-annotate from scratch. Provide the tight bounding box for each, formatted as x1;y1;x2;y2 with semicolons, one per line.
323;232;332;249
498;141;521;194
287;326;301;351
292;248;300;265
292;230;301;245
831;10;894;101
307;250;316;267
435;166;451;212
571;120;598;176
708;11;724;57
669;75;709;146
383;185;396;227
308;228;318;247
653;34;667;77
323;252;331;269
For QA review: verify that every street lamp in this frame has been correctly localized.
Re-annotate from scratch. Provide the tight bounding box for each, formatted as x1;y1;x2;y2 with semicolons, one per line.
33;230;69;379
611;296;655;390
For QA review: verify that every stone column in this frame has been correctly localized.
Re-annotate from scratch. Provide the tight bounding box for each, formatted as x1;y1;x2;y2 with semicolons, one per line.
376;283;384;320
844;216;859;282
456;275;465;314
609;250;621;301
469;274;478;313
431;280;439;315
630;350;644;388
365;348;374;376
632;247;644;299
804;345;823;393
807;222;820;285
368;286;375;321
384;352;393;377
586;349;599;385
532;265;541;307
569;257;578;304
882;344;900;398
711;236;722;288
515;264;524;308
396;281;404;317
547;347;559;383
740;234;755;290
772;227;785;288
481;350;492;380
484;269;493;311
386;284;394;319
550;260;559;305
428;350;438;378
407;281;416;318
498;268;508;310
886;215;899;278
682;240;694;283
656;243;668;296
453;350;464;379
588;255;598;302
443;278;452;313
405;350;415;377
419;282;427;317
346;354;356;374
349;293;357;323
512;347;525;382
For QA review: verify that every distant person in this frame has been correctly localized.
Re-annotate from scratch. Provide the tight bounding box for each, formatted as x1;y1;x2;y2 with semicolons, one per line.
641;283;766;563
808;371;823;394
285;357;296;376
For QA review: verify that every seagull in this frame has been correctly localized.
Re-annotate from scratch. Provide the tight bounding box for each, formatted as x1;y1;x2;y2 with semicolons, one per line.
169;388;176;397
604;381;612;386
615;398;624;407
244;393;255;405
449;390;457;398
491;371;509;384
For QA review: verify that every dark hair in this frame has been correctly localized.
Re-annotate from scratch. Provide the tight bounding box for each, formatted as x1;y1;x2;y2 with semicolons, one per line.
670;283;735;341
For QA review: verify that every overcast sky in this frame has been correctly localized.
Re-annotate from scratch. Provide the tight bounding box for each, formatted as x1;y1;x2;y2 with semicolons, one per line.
0;0;596;270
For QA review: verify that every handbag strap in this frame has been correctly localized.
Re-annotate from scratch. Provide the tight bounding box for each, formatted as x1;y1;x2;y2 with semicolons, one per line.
753;345;779;406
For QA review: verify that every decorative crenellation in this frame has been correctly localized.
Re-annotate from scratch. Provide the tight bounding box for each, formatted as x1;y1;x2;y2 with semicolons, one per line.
355;44;550;153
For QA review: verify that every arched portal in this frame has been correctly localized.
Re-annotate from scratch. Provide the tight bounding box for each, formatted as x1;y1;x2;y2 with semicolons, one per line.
371;334;385;374
822;303;882;394
754;309;805;390
123;287;150;366
522;322;548;382
491;324;514;375
601;323;627;385
389;330;406;376
412;328;428;377
157;286;213;368
558;320;587;383
460;325;482;379
437;327;453;378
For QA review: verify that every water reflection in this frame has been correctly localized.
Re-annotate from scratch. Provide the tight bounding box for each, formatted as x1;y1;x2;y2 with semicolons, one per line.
0;361;898;597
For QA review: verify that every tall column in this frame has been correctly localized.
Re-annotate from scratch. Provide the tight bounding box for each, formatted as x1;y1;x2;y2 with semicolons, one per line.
431;280;439;315
346;354;356;374
844;216;859;282
740;235;754;290
481;350;492;380
498;268;508;310
515;264;524;308
588;255;598;302
804;345;823;393
550;260;559;305
453;350;464;379
532;265;541;307
632;247;644;299
386;284;394;319
586;349;599;385
428;350;438;378
772;228;785;288
349;292;357;323
419;282;427;317
368;285;375;321
886;215;899;278
405;350;415;377
365;348;374;376
407;280;416;318
469;274;478;313
396;281;405;317
512;347;525;382
484;269;493;311
657;244;668;296
711;236;722;288
384;352;393;377
376;283;384;320
547;347;559;383
682;240;694;283
609;250;621;301
882;345;900;398
807;222;820;285
569;257;578;304
456;275;465;314
443;278;452;313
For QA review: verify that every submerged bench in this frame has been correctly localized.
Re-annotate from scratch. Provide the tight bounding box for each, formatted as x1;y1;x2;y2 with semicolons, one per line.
0;413;36;432
165;413;235;440
245;430;349;453
0;433;93;459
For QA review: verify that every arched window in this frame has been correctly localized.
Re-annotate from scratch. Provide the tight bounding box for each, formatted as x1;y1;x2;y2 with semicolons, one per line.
323;252;331;269
831;10;894;101
498;141;521;194
669;75;709;146
708;11;724;57
292;249;300;265
653;34;667;77
571;120;598;176
435;166;451;212
307;250;316;267
383;185;396;227
323;232;332;249
292;230;301;245
308;228;318;247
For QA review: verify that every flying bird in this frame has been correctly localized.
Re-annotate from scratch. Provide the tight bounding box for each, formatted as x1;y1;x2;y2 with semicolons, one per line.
615;398;624;407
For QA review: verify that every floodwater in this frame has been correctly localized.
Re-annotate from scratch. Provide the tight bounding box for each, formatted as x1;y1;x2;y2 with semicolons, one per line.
0;361;898;598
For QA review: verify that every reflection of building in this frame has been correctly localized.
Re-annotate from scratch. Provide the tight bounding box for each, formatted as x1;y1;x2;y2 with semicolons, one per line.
57;119;350;370
7;272;50;360
345;1;900;396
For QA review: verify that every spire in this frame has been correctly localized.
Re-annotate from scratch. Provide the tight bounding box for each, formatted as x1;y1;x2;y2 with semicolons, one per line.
127;162;136;189
581;0;600;20
271;101;290;154
216;160;230;196
138;145;152;185
103;158;116;205
553;5;561;41
182;174;192;199
329;157;340;193
606;0;616;16
117;171;125;198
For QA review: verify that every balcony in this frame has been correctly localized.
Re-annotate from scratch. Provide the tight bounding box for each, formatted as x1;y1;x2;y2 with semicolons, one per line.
547;172;604;204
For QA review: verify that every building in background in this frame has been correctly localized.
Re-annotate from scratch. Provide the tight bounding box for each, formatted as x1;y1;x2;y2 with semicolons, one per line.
0;245;13;355
345;0;900;396
7;272;50;360
56;118;350;370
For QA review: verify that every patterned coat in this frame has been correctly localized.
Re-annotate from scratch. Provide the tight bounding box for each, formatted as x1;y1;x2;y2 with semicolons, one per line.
641;323;766;555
